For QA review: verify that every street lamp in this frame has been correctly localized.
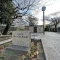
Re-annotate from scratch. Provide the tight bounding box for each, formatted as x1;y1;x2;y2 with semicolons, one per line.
42;6;46;34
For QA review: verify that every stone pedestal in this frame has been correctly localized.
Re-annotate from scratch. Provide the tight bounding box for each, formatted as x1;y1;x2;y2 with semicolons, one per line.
12;31;31;47
4;31;31;60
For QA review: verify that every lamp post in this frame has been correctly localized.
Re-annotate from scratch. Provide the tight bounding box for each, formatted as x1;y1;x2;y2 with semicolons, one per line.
42;6;46;34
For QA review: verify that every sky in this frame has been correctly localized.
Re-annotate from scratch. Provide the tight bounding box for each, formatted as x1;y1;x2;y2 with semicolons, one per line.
32;0;60;25
13;0;60;25
45;0;60;15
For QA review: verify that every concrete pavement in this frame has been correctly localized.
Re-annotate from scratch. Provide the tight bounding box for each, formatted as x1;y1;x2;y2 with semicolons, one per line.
41;32;60;60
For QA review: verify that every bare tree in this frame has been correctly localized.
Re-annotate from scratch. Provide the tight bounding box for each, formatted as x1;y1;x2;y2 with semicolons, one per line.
22;15;38;26
12;0;55;25
45;12;60;32
28;15;38;26
12;0;41;18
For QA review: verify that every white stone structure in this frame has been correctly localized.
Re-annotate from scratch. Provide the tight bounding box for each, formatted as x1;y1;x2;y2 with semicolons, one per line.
12;31;31;47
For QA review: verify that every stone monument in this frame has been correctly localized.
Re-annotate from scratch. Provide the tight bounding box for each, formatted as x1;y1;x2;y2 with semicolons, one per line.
4;31;31;60
12;31;31;47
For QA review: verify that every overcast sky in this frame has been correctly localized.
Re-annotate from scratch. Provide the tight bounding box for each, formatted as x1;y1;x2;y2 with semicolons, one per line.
34;0;60;25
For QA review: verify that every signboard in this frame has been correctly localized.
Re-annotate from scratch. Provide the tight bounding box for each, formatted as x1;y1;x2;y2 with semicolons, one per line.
12;31;31;47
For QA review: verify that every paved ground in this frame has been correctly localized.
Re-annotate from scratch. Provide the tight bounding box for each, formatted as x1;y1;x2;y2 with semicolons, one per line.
41;32;60;60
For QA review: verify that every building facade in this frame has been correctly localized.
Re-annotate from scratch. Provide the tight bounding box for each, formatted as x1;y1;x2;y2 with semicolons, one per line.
25;25;43;33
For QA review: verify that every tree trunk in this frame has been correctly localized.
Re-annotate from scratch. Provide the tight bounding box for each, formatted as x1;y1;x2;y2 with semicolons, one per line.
2;24;10;35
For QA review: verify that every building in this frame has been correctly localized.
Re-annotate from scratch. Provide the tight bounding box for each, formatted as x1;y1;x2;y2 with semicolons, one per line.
25;25;43;33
